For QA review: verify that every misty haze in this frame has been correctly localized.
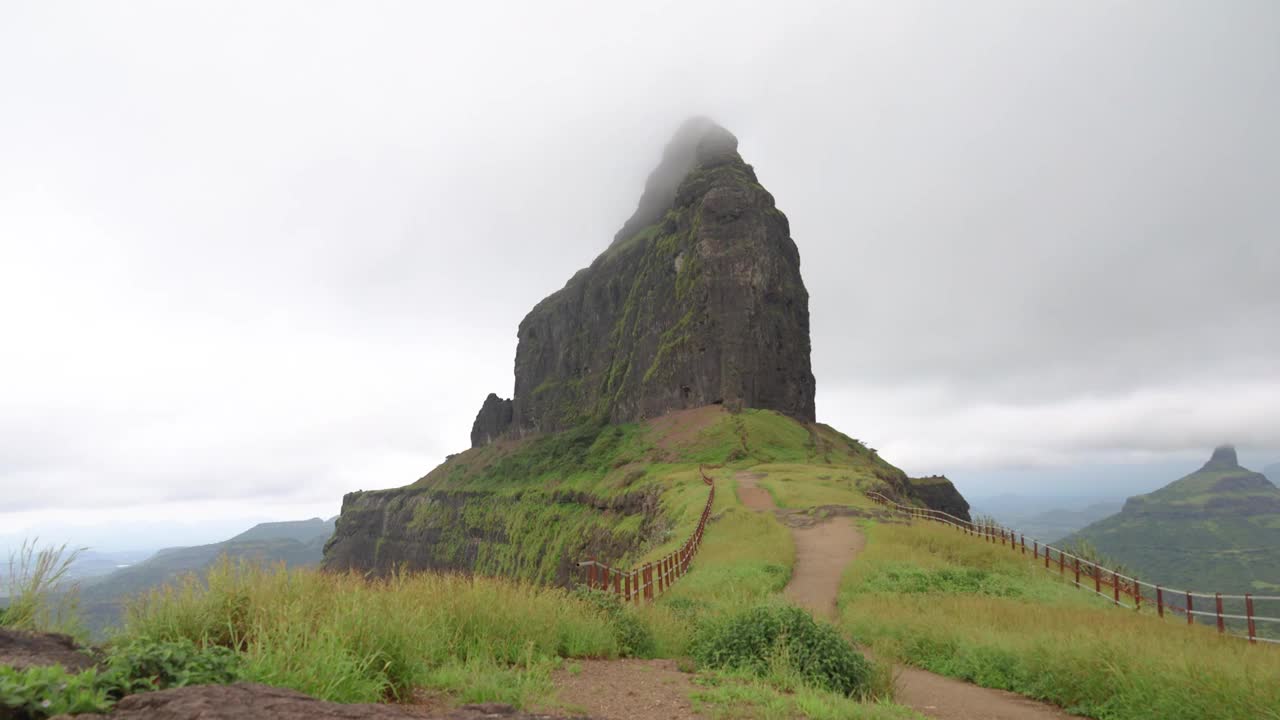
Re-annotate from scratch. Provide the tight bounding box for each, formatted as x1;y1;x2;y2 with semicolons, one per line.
2;3;1278;720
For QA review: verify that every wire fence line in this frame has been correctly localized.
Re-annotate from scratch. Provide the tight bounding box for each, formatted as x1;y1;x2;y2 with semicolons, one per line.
866;490;1280;645
575;466;716;603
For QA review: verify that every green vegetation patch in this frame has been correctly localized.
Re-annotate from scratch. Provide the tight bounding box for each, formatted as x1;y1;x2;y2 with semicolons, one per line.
0;638;242;720
841;522;1280;720
692;604;873;697
123;558;622;705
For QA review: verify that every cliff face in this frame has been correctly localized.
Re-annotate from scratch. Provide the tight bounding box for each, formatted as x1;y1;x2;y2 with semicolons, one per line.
471;118;815;447
904;475;972;522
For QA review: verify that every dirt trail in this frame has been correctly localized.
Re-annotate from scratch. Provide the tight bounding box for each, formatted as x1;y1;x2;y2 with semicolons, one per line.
549;659;699;720
736;471;1082;720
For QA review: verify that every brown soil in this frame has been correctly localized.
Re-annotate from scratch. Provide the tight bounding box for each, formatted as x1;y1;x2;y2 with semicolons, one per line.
732;475;1082;720
646;405;726;451
0;627;98;672
734;470;773;511
784;519;864;619
549;659;699;720
58;683;583;720
891;669;1082;720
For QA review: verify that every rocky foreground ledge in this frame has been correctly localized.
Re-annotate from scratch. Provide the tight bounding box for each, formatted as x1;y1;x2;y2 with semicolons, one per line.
2;629;584;720
56;684;584;720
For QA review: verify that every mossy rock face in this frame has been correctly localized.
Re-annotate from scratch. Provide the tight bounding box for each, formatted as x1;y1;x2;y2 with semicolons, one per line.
470;118;815;446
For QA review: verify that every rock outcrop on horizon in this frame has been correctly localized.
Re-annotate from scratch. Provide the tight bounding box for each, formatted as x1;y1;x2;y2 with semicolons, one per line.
470;118;815;447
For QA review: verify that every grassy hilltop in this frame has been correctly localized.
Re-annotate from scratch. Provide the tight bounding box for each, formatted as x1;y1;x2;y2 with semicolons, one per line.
7;413;1279;720
322;406;962;586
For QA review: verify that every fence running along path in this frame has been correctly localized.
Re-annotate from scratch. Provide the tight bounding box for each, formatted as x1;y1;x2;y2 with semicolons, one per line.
866;490;1280;645
576;466;716;603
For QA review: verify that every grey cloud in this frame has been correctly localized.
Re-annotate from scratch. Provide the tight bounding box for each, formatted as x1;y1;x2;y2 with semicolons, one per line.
1;1;1278;525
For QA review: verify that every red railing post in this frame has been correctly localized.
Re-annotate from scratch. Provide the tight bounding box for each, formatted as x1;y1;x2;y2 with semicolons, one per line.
1058;548;1064;575
1133;577;1141;609
1094;563;1101;594
623;572;630;602
1112;571;1120;604
1157;586;1164;618
1186;592;1194;626
1033;540;1038;559
1074;556;1081;586
1020;534;1026;555
643;564;652;601
1246;594;1257;644
1215;593;1225;634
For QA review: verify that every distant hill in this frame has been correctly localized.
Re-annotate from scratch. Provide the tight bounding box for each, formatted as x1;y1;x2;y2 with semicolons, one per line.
80;517;334;634
1066;446;1280;593
1264;462;1280;484
66;549;154;580
1021;502;1125;543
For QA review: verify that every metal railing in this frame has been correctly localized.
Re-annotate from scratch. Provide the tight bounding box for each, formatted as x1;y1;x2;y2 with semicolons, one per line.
866;490;1280;645
576;466;716;603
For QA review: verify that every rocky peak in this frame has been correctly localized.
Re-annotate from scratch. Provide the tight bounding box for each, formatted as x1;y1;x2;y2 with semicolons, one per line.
470;393;513;448
470;118;815;446
1203;444;1240;471
612;117;736;245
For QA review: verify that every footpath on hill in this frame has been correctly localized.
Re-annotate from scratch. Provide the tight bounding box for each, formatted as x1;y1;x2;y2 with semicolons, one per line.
735;472;1083;720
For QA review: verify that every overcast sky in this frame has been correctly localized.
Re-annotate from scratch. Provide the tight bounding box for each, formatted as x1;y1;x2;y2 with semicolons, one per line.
2;1;1278;552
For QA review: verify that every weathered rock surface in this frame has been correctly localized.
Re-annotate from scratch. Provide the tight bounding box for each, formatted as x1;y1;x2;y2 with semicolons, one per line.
323;464;665;584
472;118;815;446
0;627;97;672
470;393;514;448
56;683;583;720
904;475;972;522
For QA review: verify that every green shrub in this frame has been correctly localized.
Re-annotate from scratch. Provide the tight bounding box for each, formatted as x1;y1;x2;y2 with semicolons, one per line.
105;637;242;694
691;604;871;697
611;613;656;658
0;665;113;719
0;639;243;720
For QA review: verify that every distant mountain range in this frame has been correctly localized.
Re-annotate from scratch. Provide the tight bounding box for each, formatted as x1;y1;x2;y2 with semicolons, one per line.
968;496;1124;542
79;517;335;634
1066;446;1280;594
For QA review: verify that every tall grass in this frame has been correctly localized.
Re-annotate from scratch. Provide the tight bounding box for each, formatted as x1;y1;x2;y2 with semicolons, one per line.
840;522;1280;720
2;539;84;636
124;558;621;705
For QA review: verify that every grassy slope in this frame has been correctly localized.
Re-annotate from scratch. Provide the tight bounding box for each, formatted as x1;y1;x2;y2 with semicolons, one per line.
838;521;1280;720
106;410;1280;719
385;406;904;585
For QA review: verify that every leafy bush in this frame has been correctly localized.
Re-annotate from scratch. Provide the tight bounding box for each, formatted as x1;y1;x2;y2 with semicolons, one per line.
0;639;243;720
610;613;656;658
691;604;871;696
104;637;242;694
0;665;113;719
